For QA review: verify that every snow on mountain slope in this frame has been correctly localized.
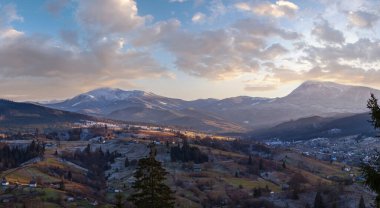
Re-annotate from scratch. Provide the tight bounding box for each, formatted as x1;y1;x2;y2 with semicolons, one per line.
43;81;380;132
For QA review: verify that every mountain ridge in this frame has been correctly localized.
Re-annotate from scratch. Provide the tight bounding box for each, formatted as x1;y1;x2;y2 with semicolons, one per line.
41;81;380;132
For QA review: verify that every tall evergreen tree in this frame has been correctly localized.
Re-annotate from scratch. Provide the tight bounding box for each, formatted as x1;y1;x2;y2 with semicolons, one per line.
359;195;366;208
115;193;125;208
314;192;325;208
259;159;264;171
125;157;130;167
67;171;72;181
129;147;174;208
248;155;253;165
362;94;380;207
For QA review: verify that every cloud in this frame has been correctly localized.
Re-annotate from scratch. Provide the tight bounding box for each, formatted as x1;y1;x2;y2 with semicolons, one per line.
269;37;380;88
75;0;148;35
60;30;79;46
44;0;70;15
169;0;187;2
244;85;277;91
236;0;299;18
311;20;345;45
0;34;167;78
159;18;295;80
192;12;206;23
0;4;23;26
261;44;288;59
0;0;172;101
131;19;181;47
0;4;24;41
347;10;379;28
305;38;380;65
0;28;23;40
233;18;300;40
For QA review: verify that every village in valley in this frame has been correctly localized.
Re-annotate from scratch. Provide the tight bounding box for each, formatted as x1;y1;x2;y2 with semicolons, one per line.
0;120;376;208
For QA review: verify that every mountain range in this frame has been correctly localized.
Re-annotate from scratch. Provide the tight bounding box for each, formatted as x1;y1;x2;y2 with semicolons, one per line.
42;81;380;134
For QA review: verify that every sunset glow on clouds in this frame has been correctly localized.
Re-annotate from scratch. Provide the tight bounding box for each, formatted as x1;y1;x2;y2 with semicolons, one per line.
1;0;380;100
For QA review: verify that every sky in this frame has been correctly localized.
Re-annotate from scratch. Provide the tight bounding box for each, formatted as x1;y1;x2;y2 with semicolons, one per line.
0;0;380;101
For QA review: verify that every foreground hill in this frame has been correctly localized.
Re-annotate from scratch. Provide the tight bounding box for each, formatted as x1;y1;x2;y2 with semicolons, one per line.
249;112;376;140
44;81;380;132
0;99;96;127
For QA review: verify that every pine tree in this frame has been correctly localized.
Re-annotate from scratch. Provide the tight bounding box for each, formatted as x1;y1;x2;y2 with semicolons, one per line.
248;155;253;165
125;157;130;167
359;195;366;208
115;193;125;208
314;192;325;208
259;159;264;171
362;94;380;207
129;147;175;208
59;180;65;190
67;171;72;181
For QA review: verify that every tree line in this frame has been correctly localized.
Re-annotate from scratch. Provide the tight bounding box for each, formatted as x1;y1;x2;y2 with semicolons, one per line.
0;140;44;171
170;138;208;164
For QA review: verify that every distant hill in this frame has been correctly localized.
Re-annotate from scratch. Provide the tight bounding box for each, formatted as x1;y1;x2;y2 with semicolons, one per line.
249;113;377;140
0;99;95;127
43;81;380;133
45;88;244;132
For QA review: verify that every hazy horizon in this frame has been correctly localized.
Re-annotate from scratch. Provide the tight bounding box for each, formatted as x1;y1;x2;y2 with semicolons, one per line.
11;79;379;103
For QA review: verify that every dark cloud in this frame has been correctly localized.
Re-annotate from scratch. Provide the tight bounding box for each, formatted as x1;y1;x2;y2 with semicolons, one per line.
44;0;70;15
311;20;345;45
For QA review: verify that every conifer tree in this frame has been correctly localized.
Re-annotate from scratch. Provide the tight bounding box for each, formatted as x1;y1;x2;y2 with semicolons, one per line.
129;146;174;208
115;193;125;208
125;157;130;167
359;195;366;208
259;159;264;171
314;192;325;208
362;94;380;207
67;171;72;181
248;155;253;165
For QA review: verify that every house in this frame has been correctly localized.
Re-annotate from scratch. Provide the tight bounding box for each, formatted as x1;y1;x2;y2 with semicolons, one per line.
29;180;37;188
1;178;9;186
127;176;136;185
193;164;202;172
66;197;75;202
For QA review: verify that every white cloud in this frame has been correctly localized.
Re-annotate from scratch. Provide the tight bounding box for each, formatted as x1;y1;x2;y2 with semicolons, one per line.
235;2;251;11
75;0;148;35
0;28;23;40
0;4;24;41
169;0;187;2
192;12;206;23
236;0;299;18
347;11;379;28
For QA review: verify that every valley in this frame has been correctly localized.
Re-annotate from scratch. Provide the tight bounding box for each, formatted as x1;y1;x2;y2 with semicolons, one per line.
0;118;377;207
1;80;379;208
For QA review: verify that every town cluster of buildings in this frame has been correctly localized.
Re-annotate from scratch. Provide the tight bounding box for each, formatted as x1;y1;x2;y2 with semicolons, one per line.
266;136;380;166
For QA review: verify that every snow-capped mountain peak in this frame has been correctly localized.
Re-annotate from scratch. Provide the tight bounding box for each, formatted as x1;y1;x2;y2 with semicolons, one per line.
82;88;156;101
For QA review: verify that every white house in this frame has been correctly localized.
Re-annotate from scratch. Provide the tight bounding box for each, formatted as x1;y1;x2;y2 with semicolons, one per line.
1;178;9;186
29;180;37;188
